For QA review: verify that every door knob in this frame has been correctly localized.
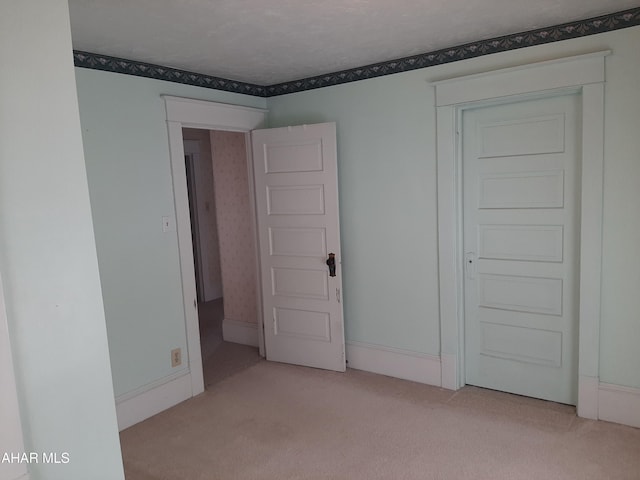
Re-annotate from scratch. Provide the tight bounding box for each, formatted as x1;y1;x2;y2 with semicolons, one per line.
326;253;336;277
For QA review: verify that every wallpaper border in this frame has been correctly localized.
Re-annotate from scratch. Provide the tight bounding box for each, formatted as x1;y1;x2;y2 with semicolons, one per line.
73;7;640;98
73;51;267;97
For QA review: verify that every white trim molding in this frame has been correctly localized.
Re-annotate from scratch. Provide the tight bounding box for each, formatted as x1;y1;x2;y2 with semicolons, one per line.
431;51;609;106
440;353;459;391
115;372;192;431
163;96;267;407
598;383;640;429
164;96;266;131
346;341;442;386
433;51;609;418
222;319;259;347
577;375;600;420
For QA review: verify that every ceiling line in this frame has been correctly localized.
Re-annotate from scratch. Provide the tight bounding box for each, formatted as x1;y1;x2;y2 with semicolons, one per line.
73;7;640;98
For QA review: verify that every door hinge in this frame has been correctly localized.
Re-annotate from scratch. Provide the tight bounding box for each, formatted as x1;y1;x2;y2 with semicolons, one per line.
336;288;341;303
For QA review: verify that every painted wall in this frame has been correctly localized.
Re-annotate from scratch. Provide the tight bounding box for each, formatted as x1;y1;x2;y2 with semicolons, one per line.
0;1;124;479
74;21;640;399
183;128;223;302
210;131;258;325
0;274;28;480
269;62;442;356
75;68;266;397
267;26;640;389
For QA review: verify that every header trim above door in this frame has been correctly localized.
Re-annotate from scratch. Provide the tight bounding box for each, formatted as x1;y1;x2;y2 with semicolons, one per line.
432;50;610;106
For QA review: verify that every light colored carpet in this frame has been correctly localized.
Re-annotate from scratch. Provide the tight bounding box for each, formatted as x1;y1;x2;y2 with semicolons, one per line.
121;358;640;480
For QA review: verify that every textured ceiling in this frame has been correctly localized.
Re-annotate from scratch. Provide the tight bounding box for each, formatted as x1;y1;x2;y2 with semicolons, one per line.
68;0;640;86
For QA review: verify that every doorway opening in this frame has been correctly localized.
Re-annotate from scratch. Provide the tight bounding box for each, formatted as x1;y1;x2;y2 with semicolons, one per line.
164;96;267;397
166;97;345;398
182;127;261;388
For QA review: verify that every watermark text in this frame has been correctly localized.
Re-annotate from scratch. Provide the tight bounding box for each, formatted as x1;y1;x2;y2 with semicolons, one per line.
1;452;70;464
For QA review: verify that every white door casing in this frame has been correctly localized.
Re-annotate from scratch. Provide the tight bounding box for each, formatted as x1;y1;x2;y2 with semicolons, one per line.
463;94;581;405
252;123;346;372
165;96;268;398
434;51;608;418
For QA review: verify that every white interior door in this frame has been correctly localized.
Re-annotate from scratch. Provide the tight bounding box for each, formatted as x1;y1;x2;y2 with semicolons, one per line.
463;93;581;404
251;123;345;372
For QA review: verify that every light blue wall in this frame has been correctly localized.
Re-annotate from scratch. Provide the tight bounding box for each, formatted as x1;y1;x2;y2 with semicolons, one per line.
596;29;640;389
0;1;124;478
75;68;266;397
268;27;640;388
268;75;441;354
76;26;640;396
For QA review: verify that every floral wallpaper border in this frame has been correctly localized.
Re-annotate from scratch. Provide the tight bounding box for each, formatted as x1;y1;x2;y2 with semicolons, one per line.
73;7;640;98
73;51;267;97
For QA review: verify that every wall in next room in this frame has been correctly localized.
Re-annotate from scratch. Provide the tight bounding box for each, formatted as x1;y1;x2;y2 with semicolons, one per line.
210;131;258;326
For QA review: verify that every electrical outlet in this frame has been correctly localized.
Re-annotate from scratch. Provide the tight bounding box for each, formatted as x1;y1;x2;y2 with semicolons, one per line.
171;348;182;367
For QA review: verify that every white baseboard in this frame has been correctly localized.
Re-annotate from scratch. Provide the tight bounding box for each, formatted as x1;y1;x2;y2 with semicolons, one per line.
115;371;192;431
598;382;640;428
578;375;599;420
440;353;459;391
346;341;441;387
222;318;259;347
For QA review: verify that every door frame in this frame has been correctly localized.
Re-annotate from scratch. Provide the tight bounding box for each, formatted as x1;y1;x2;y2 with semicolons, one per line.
433;51;609;418
182;141;206;302
163;96;268;396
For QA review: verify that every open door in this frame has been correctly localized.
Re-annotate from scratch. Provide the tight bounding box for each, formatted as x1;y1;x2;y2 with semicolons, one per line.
251;123;345;372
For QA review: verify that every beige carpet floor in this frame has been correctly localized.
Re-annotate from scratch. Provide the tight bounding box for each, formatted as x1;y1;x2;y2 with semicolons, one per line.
121;354;640;480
